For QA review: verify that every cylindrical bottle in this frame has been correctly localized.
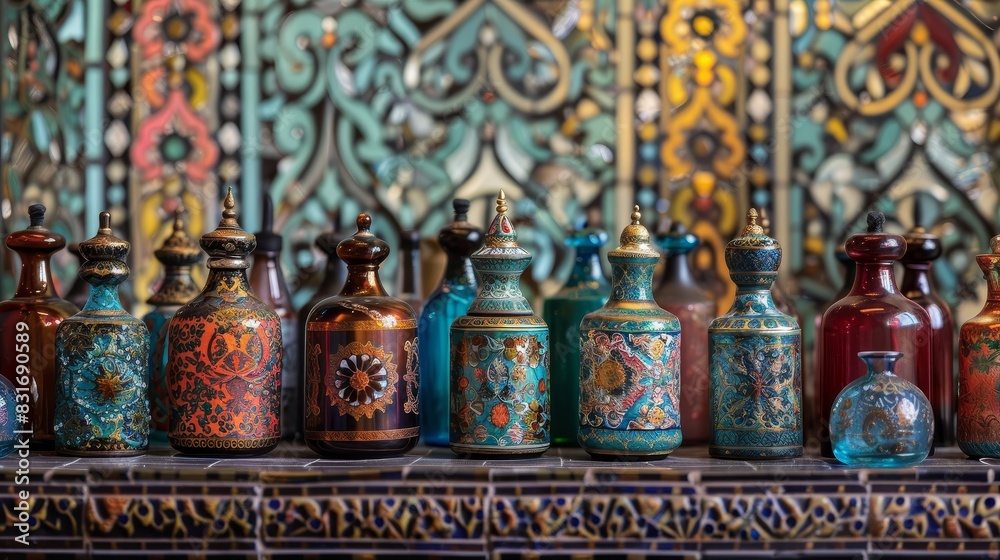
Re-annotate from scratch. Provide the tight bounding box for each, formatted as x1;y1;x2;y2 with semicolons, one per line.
397;229;423;314
709;209;802;459
450;190;549;458
0;204;79;450
901;226;955;447
142;209;202;443
304;213;419;458
55;211;150;456
654;223;715;444
579;206;681;460
816;212;932;457
958;235;1000;458
167;188;282;456
418;199;481;446
542;226;610;446
250;194;299;441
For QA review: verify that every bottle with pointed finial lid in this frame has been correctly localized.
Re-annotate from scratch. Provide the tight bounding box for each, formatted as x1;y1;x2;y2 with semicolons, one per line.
54;211;150;456
142;207;202;442
304;213;420;458
450;190;549;458
418;199;482;446
901;225;955;447
397;229;423;314
249;193;299;442
0;204;80;450
809;243;853;447
167;187;282;456
709;208;802;459
542;221;610;446
579;206;681;460
654;222;716;444
65;243;90;310
817;211;932;457
958;234;1000;458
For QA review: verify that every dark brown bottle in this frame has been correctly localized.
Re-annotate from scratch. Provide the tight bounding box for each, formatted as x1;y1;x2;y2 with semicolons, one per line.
304;214;419;458
902;226;955;446
0;204;79;449
64;243;90;310
397;229;423;314
249;194;298;441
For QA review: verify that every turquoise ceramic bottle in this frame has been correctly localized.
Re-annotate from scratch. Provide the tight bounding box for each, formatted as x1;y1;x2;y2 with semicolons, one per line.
54;212;150;456
450;190;550;458
418;199;482;446
709;209;802;459
831;351;933;467
579;206;681;460
542;225;610;446
142;209;201;443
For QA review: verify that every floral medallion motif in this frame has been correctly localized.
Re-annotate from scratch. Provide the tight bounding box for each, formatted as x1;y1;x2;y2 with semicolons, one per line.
326;341;398;420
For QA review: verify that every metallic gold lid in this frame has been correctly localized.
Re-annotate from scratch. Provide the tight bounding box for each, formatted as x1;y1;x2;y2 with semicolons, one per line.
608;206;659;259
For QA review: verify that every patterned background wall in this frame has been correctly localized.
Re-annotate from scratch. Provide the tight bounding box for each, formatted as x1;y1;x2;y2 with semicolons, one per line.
2;0;999;333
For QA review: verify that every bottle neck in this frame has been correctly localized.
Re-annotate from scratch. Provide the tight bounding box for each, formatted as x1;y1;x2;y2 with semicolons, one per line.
318;256;347;294
609;260;656;302
731;289;778;313
398;249;421;297
342;265;388;297
249;252;292;307
567;249;607;287
83;283;125;312
14;251;59;298
851;262;900;296
900;262;933;297
661;253;694;287
204;268;254;295
443;253;477;288
987;267;1000;302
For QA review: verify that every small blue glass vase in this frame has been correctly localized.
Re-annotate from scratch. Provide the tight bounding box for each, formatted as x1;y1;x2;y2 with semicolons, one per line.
0;375;17;457
418;199;482;446
542;225;610;446
832;351;933;468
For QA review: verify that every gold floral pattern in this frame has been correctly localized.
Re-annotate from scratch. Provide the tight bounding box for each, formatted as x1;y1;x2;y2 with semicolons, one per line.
326;341;398;420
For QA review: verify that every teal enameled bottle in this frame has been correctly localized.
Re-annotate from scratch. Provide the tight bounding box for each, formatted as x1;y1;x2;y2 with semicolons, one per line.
542;225;610;446
709;208;802;459
579;206;682;460
418;199;482;446
54;212;150;456
450;190;550;458
832;351;933;467
142;208;201;443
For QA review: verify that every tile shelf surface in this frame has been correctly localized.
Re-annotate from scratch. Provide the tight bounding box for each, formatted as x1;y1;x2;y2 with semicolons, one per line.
0;445;997;558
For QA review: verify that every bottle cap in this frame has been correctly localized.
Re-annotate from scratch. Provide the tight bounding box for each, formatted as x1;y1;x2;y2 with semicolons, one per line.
149;207;202;305
608;206;659;261
725;208;782;288
200;186;256;269
439;198;482;257
5;204;67;253
845;211;906;263
78;211;130;286
656;222;699;256
901;226;942;264
337;213;390;266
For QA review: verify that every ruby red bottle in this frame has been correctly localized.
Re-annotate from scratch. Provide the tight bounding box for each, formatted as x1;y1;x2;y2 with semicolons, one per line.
816;211;932;457
809;244;853;446
901;226;955;446
0;204;79;450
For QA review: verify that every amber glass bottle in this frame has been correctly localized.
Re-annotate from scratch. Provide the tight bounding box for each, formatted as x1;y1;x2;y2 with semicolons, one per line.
0;204;79;450
304;214;420;458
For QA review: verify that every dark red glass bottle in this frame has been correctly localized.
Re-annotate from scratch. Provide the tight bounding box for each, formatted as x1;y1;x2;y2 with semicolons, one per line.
901;226;955;446
809;244;853;447
0;204;79;449
816;212;932;456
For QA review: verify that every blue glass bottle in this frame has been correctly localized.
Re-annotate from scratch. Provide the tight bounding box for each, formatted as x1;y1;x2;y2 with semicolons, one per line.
55;212;150;456
418;199;481;446
542;226;610;446
832;351;933;468
0;375;16;457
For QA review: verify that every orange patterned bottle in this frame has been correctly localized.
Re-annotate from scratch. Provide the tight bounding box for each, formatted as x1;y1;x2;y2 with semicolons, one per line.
166;188;282;456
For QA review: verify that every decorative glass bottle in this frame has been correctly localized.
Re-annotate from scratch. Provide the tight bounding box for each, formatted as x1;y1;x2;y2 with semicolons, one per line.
817;212;932;457
397;229;423;314
304;213;420;458
54;211;149;456
0;204;79;450
249;194;299;441
654;223;715;444
543;225;610;446
810;244;853;444
709;209;802;459
831;351;933;467
450;190;549;458
958;235;1000;458
65;243;90;310
142;209;201;442
418;199;482;447
167;188;282;456
901;226;955;447
579;206;681;460
0;375;18;457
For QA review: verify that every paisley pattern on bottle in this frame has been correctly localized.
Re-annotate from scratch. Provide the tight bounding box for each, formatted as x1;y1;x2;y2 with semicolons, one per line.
402;338;419;415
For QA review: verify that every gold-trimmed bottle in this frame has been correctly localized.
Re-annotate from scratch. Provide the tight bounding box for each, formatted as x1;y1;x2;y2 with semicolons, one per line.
304;213;420;458
167;188;282;456
450;190;550;458
54;211;149;456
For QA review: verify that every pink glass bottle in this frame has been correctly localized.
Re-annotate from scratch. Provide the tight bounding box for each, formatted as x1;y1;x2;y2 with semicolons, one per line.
901;226;954;447
816;211;932;457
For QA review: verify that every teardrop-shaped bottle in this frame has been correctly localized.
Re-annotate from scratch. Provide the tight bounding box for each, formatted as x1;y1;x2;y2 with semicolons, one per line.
0;204;80;450
55;211;150;456
542;224;610;446
418;199;482;446
579;206;681;460
167;188;282;456
304;213;420;458
450;190;549;458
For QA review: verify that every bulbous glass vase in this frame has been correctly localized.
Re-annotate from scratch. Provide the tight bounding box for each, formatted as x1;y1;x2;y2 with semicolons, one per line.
831;351;933;468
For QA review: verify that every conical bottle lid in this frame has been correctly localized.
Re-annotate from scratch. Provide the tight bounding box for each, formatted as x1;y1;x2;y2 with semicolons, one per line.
608;206;659;261
79;211;130;286
200;187;256;269
155;207;201;267
473;189;530;261
149;207;202;306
